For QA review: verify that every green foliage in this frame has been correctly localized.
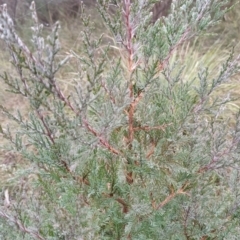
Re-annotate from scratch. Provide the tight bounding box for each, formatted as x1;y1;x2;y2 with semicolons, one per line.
0;0;240;239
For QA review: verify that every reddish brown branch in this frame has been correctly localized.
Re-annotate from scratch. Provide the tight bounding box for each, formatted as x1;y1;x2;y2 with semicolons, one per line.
36;110;55;144
127;91;144;145
155;182;189;210
102;192;129;214
52;83;76;113
146;141;157;159
128;102;135;145
116;197;129;213
101;80;116;104
150;192;157;209
123;0;134;73
60;160;71;172
126;171;134;184
83;119;121;155
122;0;142;148
74;175;90;186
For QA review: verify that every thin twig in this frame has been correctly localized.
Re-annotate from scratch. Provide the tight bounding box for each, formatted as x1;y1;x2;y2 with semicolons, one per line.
83;118;121;155
155;182;189;210
0;210;45;240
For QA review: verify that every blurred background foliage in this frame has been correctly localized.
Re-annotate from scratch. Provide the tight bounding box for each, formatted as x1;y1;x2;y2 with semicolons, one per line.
0;0;239;51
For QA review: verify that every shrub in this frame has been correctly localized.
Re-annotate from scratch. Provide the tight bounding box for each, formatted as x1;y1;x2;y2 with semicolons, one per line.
0;0;240;239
